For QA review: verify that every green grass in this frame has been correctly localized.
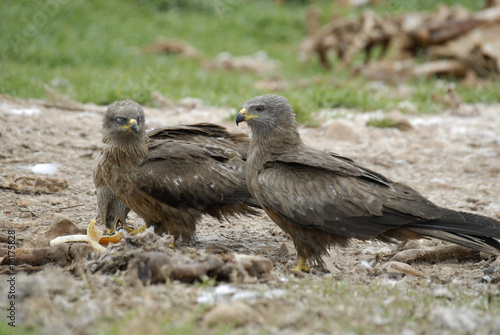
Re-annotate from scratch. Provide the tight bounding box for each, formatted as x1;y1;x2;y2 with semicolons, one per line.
366;117;400;128
0;0;494;123
0;322;40;335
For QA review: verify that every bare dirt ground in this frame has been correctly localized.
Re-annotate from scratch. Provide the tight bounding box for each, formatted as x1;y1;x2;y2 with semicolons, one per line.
1;93;500;334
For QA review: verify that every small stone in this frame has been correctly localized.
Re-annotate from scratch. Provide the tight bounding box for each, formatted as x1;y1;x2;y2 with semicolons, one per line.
45;215;86;240
323;120;362;143
388;110;413;131
203;301;260;327
21;214;85;248
16;198;42;207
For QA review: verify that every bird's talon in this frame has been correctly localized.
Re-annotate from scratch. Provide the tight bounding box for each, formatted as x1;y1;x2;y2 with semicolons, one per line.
123;225;135;233
128;225;147;235
292;257;311;272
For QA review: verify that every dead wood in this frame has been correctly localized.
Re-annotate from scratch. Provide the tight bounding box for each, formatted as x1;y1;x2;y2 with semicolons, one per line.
0;243;95;268
412;59;467;78
301;4;500;79
391;245;481;263
126;252;274;285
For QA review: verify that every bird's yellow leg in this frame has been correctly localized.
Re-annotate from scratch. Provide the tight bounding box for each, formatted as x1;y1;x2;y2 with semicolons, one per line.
169;240;175;249
292;257;311;272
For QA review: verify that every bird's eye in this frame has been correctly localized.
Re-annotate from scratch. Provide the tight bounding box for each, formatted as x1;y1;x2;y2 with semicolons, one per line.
137;116;143;123
256;106;264;112
116;117;124;124
107;214;113;220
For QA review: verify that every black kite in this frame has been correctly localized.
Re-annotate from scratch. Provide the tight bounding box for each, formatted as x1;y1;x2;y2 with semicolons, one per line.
236;94;500;271
94;100;258;242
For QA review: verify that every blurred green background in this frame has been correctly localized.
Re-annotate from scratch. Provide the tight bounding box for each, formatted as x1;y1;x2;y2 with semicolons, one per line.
0;0;494;123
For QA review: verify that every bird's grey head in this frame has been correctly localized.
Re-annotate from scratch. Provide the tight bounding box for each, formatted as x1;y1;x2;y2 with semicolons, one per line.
235;95;296;132
104;198;130;233
102;100;146;144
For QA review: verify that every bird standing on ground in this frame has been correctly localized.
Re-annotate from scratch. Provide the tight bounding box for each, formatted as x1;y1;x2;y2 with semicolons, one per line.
94;100;258;242
236;94;500;271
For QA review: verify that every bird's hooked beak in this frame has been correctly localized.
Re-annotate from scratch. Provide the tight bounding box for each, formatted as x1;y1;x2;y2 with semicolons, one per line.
107;217;124;235
236;108;259;126
121;119;138;134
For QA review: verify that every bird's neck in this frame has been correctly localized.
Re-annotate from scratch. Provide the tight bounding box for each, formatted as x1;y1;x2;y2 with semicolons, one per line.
247;123;303;173
250;121;303;152
104;138;149;168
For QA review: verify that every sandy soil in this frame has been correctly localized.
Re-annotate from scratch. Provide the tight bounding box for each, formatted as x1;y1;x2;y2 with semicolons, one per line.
1;94;500;334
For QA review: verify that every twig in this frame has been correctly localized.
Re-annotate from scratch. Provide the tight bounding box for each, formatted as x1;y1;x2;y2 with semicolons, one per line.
56;203;85;212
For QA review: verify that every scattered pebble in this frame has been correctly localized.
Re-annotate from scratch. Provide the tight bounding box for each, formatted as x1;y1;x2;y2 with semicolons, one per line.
16;198;42;207
323;119;363;143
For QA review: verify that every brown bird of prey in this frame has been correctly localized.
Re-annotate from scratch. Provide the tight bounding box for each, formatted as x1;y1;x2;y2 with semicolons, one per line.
94;119;254;234
236;94;500;271
94;100;258;242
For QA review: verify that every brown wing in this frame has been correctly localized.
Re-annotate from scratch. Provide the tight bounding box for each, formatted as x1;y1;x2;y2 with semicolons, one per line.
147;123;250;159
271;146;394;187
253;157;443;240
137;140;252;210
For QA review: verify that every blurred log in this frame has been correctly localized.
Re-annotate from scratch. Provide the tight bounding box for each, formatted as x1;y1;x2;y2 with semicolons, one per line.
126;252;274;285
0;244;95;268
403;6;500;54
300;10;397;69
469;37;500;76
413;59;466;78
301;4;500;79
391;245;480;263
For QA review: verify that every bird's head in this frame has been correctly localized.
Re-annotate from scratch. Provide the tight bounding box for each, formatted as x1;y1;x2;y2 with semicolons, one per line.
236;94;297;134
102;100;146;144
96;186;131;234
104;198;130;234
